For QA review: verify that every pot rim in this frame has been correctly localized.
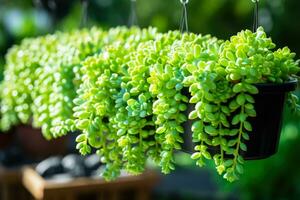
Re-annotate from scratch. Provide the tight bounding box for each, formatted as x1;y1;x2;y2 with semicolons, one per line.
253;78;298;93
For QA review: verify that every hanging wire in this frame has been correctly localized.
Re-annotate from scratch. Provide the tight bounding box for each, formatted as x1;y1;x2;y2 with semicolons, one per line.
48;0;57;11
128;0;138;27
179;0;189;33
80;0;89;28
48;0;57;24
33;0;56;32
252;0;259;32
33;0;44;9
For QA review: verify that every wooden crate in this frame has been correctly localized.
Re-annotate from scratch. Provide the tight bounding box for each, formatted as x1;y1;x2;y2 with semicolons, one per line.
0;165;32;200
22;167;159;200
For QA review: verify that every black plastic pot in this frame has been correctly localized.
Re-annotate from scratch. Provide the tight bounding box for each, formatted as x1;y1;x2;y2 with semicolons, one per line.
182;79;298;160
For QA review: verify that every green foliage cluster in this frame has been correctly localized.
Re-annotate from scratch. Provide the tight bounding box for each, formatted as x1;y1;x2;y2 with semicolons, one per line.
1;27;107;139
186;27;299;182
73;27;159;179
72;26;299;181
1;26;299;182
147;33;220;174
1;35;60;132
33;28;108;139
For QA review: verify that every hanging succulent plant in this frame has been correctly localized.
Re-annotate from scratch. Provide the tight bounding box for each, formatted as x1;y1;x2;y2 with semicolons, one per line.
1;27;107;139
1;25;299;182
73;27;158;180
184;27;299;182
1;35;61;133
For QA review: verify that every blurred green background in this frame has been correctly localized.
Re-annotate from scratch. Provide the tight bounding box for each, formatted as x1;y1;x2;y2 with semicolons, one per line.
0;0;300;199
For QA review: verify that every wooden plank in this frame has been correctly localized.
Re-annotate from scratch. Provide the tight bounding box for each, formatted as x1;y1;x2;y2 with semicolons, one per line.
22;166;159;200
0;166;23;184
22;167;46;200
0;165;32;200
1;183;9;200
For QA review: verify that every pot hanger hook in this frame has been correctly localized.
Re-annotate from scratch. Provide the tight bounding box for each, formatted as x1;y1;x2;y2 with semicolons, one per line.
179;0;189;33
252;0;259;32
80;0;89;28
180;0;189;5
128;0;138;27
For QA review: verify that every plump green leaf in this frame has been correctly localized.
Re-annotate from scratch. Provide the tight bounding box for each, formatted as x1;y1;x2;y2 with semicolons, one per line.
243;121;252;131
240;142;247;151
204;126;218;136
224;159;233;167
236;93;246;105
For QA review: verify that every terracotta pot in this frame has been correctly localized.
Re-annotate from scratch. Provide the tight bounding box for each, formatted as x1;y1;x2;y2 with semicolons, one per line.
15;125;68;159
0;129;15;149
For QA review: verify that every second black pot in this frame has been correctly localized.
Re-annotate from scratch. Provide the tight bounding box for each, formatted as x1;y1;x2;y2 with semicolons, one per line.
182;79;298;160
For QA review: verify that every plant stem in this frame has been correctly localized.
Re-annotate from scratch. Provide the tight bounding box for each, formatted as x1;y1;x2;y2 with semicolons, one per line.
139;128;142;149
218;123;224;161
216;103;224;161
233;104;245;168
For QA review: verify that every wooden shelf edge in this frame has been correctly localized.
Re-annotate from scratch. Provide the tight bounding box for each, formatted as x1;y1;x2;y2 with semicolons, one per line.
22;167;46;199
21;166;160;198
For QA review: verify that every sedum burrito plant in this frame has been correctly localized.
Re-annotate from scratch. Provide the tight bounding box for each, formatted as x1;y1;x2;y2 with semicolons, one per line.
73;27;158;179
2;27;155;139
146;33;220;174
72;30;221;180
73;27;299;182
1;25;299;182
1;35;60;132
32;28;107;139
113;31;182;175
45;27;152;138
1;27;108;139
183;27;299;182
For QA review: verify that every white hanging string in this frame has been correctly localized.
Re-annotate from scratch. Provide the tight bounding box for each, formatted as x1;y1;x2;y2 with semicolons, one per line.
179;0;189;33
252;0;259;32
128;0;138;27
80;0;89;28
